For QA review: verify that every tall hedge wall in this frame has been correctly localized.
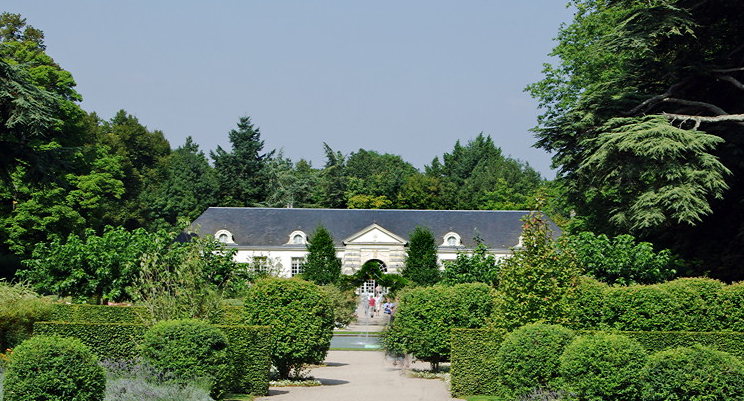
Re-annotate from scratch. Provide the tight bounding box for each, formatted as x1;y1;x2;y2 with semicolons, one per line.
33;320;272;395
49;304;152;323
449;328;744;397
33;322;146;360
218;325;272;395
450;329;506;397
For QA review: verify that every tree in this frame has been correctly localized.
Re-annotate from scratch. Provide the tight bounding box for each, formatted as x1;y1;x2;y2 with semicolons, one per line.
527;0;744;279
495;212;581;330
143;137;218;230
441;241;500;286
261;153;319;209
316;143;346;208
344;149;417;207
211;116;274;207
401;226;440;286
564;231;677;285
19;226;161;303
97;110;171;229
383;283;494;371
243;278;334;379
427;134;544;210
302;224;341;285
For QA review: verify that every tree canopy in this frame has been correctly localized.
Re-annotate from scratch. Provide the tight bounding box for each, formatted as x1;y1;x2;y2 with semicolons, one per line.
528;0;744;279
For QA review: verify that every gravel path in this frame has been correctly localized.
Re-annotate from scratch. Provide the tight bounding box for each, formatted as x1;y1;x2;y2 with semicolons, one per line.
254;351;464;401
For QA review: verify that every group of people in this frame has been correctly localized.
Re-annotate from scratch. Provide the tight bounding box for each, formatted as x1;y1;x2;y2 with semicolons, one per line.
364;288;397;323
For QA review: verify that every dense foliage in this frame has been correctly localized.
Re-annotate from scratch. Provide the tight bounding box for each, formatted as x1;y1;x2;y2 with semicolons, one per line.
495;212;580;330
302;224;342;285
2;335;105;401
242;278;334;379
0;280;52;349
383;283;495;370
441;242;500;286
565;231;677;285
641;345;744;401
401;226;440;286
141;319;229;397
496;323;575;399
559;333;648;401
528;0;744;280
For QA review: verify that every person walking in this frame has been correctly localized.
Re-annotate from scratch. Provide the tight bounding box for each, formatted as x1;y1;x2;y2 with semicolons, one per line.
368;295;376;318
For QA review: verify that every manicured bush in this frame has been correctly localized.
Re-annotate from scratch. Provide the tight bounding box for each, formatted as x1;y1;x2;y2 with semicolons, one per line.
243;278;334;379
713;281;744;331
0;281;53;349
34;321;147;360
141;319;229;397
2;335;105;401
641;344;744;401
50;303;152;323
565;276;608;330
385;283;495;370
559;333;647;401
497;323;575;398
210;305;244;326
450;329;506;397
34;320;272;395
217;325;272;395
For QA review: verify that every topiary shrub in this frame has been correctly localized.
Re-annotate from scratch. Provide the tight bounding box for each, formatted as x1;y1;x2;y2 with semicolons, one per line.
640;344;744;401
141;319;228;396
2;335;105;401
384;283;495;371
243;278;334;379
496;323;575;399
559;332;647;400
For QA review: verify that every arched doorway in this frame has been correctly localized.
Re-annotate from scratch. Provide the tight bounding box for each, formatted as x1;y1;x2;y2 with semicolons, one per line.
358;259;387;295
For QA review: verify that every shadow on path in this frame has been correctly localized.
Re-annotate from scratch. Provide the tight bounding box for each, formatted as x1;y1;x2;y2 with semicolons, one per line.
255;350;463;401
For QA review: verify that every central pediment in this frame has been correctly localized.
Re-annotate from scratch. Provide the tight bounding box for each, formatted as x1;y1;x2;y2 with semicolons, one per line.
343;224;406;245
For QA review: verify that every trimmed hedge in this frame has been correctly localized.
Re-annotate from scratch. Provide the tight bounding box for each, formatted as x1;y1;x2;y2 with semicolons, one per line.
32;321;272;395
211;306;245;326
609;330;744;360
50;304;152;324
3;335;106;401
218;325;272;395
33;322;146;360
497;323;575;398
559;332;648;400
450;328;506;397
641;344;744;401
450;328;744;397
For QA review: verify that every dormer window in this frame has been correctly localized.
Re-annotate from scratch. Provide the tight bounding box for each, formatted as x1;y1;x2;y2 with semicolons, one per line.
442;232;461;247
215;229;234;244
288;230;307;245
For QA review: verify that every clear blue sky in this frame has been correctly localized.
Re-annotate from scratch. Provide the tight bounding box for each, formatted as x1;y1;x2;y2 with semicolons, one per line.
5;1;576;178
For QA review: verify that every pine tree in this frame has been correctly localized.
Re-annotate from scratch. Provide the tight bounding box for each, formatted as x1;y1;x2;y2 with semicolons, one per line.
303;224;341;285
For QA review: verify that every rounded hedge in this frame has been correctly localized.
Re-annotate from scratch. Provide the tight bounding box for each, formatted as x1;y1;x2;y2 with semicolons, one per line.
2;335;105;401
641;344;744;400
559;332;647;400
496;323;575;398
141;319;228;394
243;278;334;379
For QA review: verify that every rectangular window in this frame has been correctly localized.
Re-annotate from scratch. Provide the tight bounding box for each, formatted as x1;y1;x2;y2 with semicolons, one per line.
291;257;305;276
253;256;268;272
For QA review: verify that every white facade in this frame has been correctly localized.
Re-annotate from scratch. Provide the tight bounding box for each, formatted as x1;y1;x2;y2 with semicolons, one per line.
220;222;512;278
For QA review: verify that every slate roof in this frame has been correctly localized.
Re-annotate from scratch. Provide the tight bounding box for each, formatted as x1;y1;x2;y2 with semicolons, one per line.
190;207;555;251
